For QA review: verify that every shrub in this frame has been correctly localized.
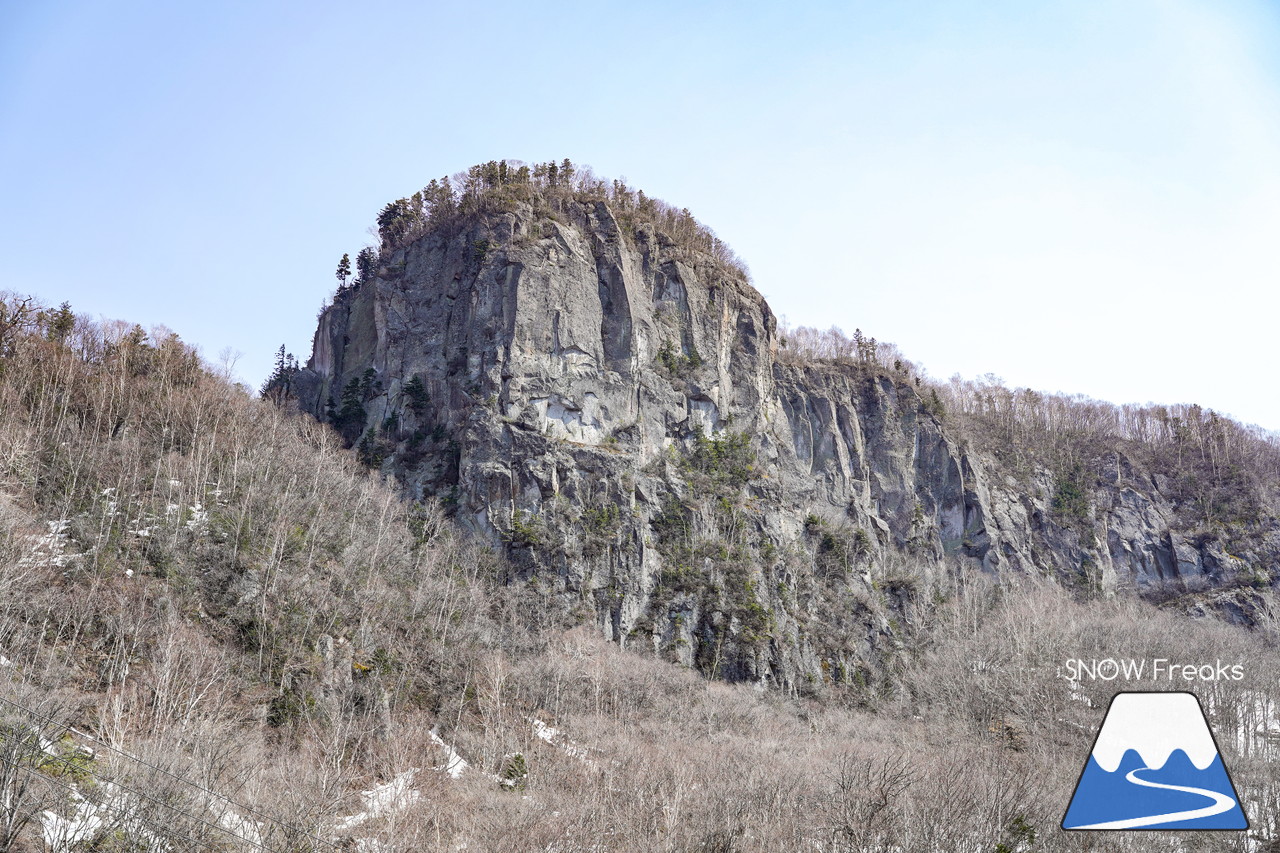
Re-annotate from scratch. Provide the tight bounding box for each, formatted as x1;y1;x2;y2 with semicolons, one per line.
403;375;430;416
500;753;527;790
582;502;621;536
1051;468;1090;524
506;511;546;547
656;339;704;378
684;428;755;489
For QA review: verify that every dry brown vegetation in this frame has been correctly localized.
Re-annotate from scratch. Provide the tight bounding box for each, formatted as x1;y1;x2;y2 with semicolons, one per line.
336;159;751;305
779;320;1280;543
937;372;1280;529
3;294;1280;851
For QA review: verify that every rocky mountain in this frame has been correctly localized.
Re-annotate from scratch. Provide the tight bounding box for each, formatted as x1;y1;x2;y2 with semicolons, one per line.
6;170;1280;851
292;164;1280;689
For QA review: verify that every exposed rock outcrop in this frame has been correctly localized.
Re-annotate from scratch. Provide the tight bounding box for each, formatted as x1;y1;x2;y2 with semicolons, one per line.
294;199;1280;690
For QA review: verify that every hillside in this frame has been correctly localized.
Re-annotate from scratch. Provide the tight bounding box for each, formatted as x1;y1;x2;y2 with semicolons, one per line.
289;159;1280;691
3;159;1280;851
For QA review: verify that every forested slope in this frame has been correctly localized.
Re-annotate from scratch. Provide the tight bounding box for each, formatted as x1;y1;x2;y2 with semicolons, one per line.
4;293;1280;851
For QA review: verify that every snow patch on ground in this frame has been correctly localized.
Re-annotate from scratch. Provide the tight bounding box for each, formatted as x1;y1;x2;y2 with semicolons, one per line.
1245;691;1280;737
214;808;263;849
19;520;77;568
41;788;111;853
429;728;470;778
97;486;211;539
1220;689;1280;759
186;502;208;531
531;718;591;763
331;728;483;838
35;730;260;853
1066;679;1093;707
334;770;421;831
39;782;175;853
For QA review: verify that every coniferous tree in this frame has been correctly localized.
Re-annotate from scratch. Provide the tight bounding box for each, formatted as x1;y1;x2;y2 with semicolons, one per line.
355;248;377;284
376;199;418;248
45;301;75;343
335;253;351;291
333;377;368;445
260;344;298;403
403;375;429;416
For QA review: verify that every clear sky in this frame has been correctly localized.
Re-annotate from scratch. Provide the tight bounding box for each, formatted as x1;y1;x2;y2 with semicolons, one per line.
3;1;1279;429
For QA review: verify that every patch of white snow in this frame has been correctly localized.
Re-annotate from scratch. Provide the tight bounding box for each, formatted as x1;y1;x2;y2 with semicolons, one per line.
530;718;591;762
185;503;208;531
334;769;420;831
19;520;76;569
429;729;470;778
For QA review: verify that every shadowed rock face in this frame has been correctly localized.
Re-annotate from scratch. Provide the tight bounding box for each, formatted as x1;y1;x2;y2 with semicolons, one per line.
295;199;1280;688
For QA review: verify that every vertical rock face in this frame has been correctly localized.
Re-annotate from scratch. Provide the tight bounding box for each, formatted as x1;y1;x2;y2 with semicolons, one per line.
295;200;1280;688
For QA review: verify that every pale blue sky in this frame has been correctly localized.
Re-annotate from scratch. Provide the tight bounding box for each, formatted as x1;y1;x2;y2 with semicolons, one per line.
3;1;1279;428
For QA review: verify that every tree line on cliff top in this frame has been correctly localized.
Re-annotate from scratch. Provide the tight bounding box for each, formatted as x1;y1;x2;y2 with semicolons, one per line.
332;159;751;301
777;319;1280;536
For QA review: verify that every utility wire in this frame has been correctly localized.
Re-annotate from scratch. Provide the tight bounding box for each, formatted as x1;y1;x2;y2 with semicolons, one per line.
0;693;340;852
0;738;275;852
0;749;290;853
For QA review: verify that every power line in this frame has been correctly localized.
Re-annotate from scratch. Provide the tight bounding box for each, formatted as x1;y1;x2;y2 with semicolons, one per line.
0;693;340;852
0;757;210;853
0;749;280;853
0;736;275;852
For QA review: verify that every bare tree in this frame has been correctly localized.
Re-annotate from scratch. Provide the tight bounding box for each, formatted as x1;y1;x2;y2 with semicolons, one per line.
825;750;915;851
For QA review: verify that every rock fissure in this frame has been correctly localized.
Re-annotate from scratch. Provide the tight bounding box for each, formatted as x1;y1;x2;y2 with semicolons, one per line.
295;199;1280;689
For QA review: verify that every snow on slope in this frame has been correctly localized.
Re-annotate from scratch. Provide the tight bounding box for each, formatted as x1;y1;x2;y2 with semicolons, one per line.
429;728;470;778
334;770;420;831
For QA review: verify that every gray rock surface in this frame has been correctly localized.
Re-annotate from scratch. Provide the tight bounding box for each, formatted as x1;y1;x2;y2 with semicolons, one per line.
294;200;1280;689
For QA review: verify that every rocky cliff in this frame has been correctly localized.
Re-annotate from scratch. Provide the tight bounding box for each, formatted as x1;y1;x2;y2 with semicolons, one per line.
294;192;1280;689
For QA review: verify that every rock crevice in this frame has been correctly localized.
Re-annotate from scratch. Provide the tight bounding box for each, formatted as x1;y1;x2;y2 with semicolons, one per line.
295;200;1279;688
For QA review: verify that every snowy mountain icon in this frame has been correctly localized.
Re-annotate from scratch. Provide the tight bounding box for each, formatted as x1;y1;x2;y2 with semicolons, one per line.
1062;691;1247;830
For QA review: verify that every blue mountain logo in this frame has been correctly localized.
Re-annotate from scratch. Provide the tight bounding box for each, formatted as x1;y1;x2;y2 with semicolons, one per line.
1063;691;1247;830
